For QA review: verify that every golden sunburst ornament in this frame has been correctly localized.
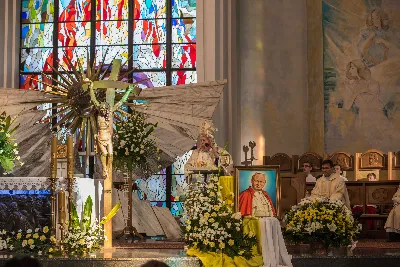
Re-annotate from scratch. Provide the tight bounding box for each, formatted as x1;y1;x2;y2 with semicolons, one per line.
30;50;143;147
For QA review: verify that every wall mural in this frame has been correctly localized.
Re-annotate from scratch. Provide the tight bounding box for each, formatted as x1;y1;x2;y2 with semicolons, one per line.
323;0;400;153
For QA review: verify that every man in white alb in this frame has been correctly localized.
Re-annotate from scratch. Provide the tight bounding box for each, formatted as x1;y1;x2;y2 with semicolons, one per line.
309;160;351;209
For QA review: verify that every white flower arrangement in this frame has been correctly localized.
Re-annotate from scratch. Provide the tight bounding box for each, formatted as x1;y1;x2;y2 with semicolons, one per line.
0;112;23;173
283;198;361;249
183;174;258;259
113;110;160;177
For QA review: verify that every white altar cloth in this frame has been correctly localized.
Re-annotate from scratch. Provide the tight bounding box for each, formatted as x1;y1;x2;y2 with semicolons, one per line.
259;217;292;267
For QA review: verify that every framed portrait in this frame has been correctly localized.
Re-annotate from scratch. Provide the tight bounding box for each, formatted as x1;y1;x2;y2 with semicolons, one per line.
235;165;281;218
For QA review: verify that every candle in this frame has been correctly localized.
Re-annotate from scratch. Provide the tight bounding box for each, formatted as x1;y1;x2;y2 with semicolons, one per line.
51;135;57;179
66;135;74;179
58;190;66;224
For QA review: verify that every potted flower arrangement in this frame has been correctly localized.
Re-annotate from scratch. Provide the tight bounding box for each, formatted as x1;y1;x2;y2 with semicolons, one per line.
0;196;120;256
113;110;160;177
182;175;260;266
0;226;56;256
0;112;22;174
282;198;361;252
63;196;121;255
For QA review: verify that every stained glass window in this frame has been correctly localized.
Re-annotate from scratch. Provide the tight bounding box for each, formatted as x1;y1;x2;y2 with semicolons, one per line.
19;0;197;216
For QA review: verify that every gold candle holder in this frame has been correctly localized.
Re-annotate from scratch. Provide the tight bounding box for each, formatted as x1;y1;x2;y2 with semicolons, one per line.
57;189;66;240
66;134;74;224
49;135;58;235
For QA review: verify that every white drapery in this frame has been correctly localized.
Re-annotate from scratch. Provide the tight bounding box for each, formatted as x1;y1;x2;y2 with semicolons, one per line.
259;217;293;267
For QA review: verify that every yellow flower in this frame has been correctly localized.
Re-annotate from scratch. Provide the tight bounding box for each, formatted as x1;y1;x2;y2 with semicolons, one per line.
211;212;217;217
214;206;220;211
79;239;85;245
208;218;215;223
209;242;215;248
50;236;57;243
26;234;31;239
28;239;34;245
204;213;210;218
228;239;234;246
33;233;39;239
219;242;225;249
40;235;46;241
186;220;191;225
16;233;21;239
48;248;53;253
43;226;49;233
186;225;191;231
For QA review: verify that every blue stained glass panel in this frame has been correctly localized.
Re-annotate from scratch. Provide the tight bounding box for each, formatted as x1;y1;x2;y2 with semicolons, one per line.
133;45;166;69
172;18;196;43
171;202;184;217
133;19;167;44
21;0;54;23
59;0;91;22
135;0;166;19
95;21;128;45
133;72;166;89
21;23;53;48
172;0;196;18
20;48;53;72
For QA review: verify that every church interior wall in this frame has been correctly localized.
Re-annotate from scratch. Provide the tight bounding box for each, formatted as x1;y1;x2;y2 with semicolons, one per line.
238;0;309;162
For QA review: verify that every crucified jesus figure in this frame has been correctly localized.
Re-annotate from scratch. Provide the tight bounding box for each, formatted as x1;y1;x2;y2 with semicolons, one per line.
88;79;136;179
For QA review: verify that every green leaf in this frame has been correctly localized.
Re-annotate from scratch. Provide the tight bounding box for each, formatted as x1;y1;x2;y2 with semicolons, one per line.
82;196;93;231
4;116;11;132
71;204;80;229
9;124;20;135
0;157;14;171
100;202;121;225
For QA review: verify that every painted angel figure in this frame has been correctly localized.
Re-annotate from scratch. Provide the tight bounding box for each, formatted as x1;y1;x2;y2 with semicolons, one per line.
322;0;400;151
357;9;400;68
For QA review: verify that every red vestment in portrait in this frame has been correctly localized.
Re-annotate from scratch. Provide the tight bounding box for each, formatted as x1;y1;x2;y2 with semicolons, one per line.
239;187;276;216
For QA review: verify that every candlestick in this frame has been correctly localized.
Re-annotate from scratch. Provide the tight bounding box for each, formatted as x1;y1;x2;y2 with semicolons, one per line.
66;134;74;224
50;135;58;235
58;189;66;224
51;135;57;179
66;135;74;180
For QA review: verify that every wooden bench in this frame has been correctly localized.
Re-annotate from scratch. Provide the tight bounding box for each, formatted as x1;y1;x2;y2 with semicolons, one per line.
359;214;389;239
